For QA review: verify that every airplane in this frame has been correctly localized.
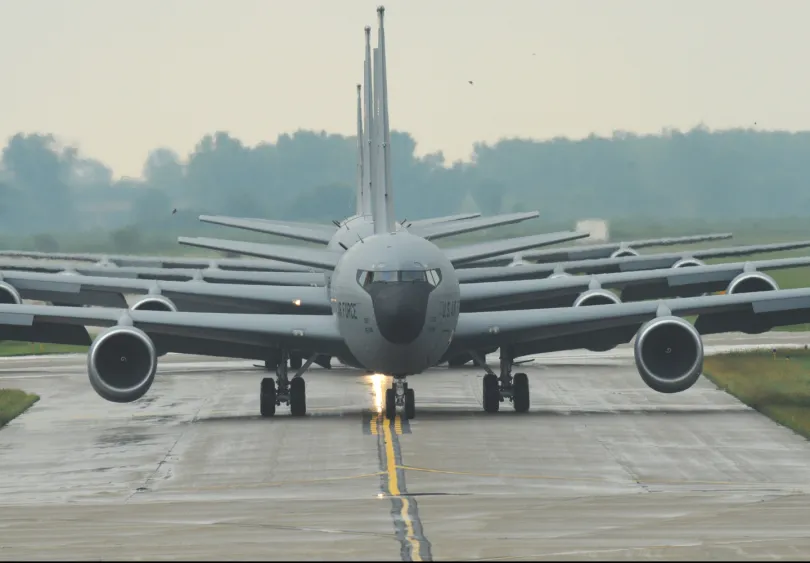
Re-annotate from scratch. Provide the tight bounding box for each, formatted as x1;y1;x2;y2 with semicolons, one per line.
3;7;810;423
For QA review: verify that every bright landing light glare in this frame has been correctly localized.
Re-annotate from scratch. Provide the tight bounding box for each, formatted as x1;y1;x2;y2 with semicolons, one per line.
371;373;385;413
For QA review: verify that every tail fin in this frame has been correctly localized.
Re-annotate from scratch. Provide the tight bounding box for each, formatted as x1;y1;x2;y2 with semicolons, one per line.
376;6;396;232
355;84;365;216
362;26;375;218
371;46;389;234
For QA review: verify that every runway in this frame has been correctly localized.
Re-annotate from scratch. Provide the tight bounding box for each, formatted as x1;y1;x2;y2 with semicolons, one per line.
2;332;810;560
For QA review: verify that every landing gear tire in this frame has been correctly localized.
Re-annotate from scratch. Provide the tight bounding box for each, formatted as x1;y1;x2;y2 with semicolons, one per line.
260;377;276;417
405;388;416;420
385;388;397;420
512;372;529;413
289;353;303;370
483;373;500;413
290;377;306;417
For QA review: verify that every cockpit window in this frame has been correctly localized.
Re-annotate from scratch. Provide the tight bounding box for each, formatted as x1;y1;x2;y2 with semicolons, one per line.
357;269;442;289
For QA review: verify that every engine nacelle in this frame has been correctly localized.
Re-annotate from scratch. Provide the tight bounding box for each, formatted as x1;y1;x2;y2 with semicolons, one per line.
88;325;157;403
634;316;703;394
726;271;779;294
573;289;621;307
672;258;705;268
0;281;22;305
130;295;177;312
549;272;570;279
610;247;639;258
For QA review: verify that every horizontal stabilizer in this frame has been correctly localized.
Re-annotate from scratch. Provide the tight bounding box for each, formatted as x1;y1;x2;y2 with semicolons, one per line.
199;215;334;245
407;213;481;227
415;211;540;241
177;237;341;271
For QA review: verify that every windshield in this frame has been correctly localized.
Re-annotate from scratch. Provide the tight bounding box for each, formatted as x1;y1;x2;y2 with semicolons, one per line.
357;269;442;289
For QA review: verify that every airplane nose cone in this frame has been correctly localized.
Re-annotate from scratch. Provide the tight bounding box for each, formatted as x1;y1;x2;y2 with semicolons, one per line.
368;283;432;345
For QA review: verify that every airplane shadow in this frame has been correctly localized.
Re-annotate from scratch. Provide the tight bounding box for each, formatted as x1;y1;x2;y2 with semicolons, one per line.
192;406;752;424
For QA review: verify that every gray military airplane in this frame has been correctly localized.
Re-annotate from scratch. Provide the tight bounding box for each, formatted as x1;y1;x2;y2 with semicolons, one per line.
4;7;810;422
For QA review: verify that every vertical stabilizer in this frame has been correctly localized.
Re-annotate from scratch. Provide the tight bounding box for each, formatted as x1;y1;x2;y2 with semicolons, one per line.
362;26;375;218
377;6;396;232
371;46;389;234
355;84;365;216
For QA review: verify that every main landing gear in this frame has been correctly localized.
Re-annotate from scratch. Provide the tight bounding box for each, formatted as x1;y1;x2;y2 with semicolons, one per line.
470;349;530;413
260;350;315;418
384;376;415;420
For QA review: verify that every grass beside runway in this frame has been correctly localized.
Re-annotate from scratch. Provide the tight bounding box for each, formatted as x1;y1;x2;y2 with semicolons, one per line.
0;389;39;427
704;348;810;439
0;341;89;356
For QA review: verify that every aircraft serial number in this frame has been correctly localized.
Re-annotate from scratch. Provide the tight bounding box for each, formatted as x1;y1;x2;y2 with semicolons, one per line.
440;299;460;318
336;301;358;319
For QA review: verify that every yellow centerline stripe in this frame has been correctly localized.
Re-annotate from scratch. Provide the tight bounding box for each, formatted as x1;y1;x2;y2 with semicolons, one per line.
382;414;422;561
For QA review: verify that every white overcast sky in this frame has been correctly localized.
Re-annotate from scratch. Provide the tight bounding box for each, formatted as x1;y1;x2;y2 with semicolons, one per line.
0;0;806;178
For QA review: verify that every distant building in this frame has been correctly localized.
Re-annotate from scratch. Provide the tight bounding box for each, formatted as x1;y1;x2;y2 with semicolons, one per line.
575;219;609;242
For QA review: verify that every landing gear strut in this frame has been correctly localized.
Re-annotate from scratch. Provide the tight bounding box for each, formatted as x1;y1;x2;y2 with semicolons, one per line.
471;349;530;413
260;349;314;418
384;376;415;420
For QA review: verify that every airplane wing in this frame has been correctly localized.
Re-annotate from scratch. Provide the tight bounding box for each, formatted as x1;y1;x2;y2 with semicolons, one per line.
465;233;734;267
0;305;350;358
457;240;810;282
407;213;481;227
413;211;540;241
0;260;327;286
450;287;810;360
177;237;342;270
0;251;316;272
198;215;335;245
445;231;590;266
0;271;332;314
458;256;810;311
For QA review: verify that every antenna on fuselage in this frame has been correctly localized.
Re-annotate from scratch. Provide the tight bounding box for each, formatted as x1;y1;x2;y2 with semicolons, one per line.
377;6;396;233
362;26;374;219
355;84;365;217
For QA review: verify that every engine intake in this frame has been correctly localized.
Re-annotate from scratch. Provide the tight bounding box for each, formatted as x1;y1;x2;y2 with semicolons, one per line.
573;289;621;307
634;316;703;394
726;272;778;294
672;258;705;268
0;281;22;305
88;326;157;403
130;295;177;312
611;247;639;258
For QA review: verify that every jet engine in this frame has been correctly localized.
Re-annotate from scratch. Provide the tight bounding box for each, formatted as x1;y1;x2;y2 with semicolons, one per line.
634;316;703;394
0;281;22;305
725;271;778;294
573;289;621;307
672;258;704;268
610;247;639;258
130;295;177;312
88;326;157;403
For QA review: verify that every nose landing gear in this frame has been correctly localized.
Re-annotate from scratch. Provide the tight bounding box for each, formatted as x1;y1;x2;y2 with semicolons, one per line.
471;349;530;413
384;376;415;420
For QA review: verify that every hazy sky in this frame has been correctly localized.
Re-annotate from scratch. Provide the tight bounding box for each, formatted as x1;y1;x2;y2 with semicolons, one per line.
1;0;807;178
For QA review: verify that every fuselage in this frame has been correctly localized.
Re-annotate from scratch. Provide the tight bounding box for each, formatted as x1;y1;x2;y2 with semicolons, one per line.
328;230;460;375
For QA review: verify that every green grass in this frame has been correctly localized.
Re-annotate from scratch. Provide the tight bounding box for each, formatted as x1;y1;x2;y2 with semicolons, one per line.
0;341;88;356
704;348;810;439
0;389;39;427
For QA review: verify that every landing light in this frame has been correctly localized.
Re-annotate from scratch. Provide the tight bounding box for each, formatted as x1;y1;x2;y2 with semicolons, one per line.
293;299;302;306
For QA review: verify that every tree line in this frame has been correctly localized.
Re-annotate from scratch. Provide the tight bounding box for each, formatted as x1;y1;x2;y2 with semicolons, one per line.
2;125;810;244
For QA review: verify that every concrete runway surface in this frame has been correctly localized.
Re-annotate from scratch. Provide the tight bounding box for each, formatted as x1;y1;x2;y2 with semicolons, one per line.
1;332;810;560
